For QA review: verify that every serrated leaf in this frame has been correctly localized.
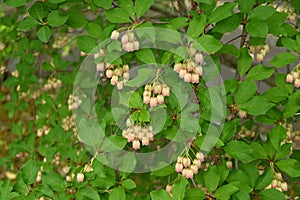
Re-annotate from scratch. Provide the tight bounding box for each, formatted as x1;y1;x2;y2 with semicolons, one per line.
213;13;243;33
21;160;39;184
66;11;87;28
235;80;257;104
94;0;113;9
18;17;38;30
37;26;51;43
187;15;206;39
237;47;252;76
225;141;256;162
86;23;102;38
197;35;222;53
135;0;153;18
239;96;274;115
29;2;46;21
270;52;298;68
106;8;132;23
246;65;274;80
47;11;68;27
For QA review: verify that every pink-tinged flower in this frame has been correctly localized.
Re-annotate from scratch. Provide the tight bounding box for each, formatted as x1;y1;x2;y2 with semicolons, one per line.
187;62;194;72
182;157;191;167
93;53;100;59
184;73;192;82
123;72;129;80
127;133;135;142
281;182;288;192
166;185;172;194
162;85;170;96
126;42;134;52
226;160;232;170
110;75;119;85
96;63;105;71
174;63;182;73
128;32;135;42
117;81;123;90
179;69;186;78
286;74;294;83
76;172;84;183
193;159;201;168
238;110;247;119
153;83;162;94
184;168;194;179
143;95;151;104
196;152;205;162
133;41;139;51
191;73;199;83
142;137;149;146
106;69;113;78
295;79;300;88
132;140;140;149
190;164;198;174
271;179;277;188
177;156;183;163
121;34;129;44
150;97;158;107
195;66;203;76
175;163;183;173
292;71;299;79
195;53;203;63
157;95;164;104
110;30;119;40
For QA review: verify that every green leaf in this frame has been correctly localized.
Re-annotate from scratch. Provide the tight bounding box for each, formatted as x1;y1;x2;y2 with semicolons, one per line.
4;0;26;7
129;92;143;109
270;52;298;68
150;189;172;200
259;189;286;200
135;0;153;18
276;159;300;178
42;171;66;192
14;173;29;195
246;65;274;81
239;96;274;115
138;109;150;122
37;26;51;43
109;187;126;200
47;11;68;27
126;68;153;87
219;44;240;57
37;184;54;198
208;2;236;23
94;0;113;9
283;91;300;118
275;143;293;161
197;35;223;53
213;13;243;33
122;179;136;189
108;135;127;150
119;0;135;18
66;11;87;28
29;2;46;21
237;47;252;76
249;6;276;20
281;37;300;52
18;17;38;30
135;49;156;63
225;141;255;162
185;188;206;200
48;0;66;3
169;17;189;29
263;87;288;103
77;35;97;53
78;187;101;200
204;165;220;193
237;0;255;13
235;80;257;104
187;15;206;39
250;142;268;159
172;175;188;200
106;8;132;23
255;168;273;190
86;23;102;38
214;183;239;200
267;126;286;150
246;19;268;38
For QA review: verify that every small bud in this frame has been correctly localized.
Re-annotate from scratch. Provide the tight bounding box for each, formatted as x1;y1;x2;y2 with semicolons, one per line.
174;63;182;73
96;63;105;71
121;34;129;44
196;152;205;162
191;73;199;83
143;95;151;104
162;85;170;97
271;179;277;188
179;69;186;78
126;42;134;52
256;53;264;62
193;159;201;168
106;69;113;78
142;137;149;146
294;79;300;88
123;72;130;80
182;157;191;167
175;163;183;173
66;175;72;182
133;41;139;51
190;164;198;174
123;64;129;72
286;74;294;83
238;110;247;119
195;53;203;63
226;160;233;170
157;95;164;104
281;181;288;192
117;81;124;90
292;71;299;79
132;140;140;149
76;172;84;183
184;73;192;82
177;156;183;163
128;32;135;42
110;30;120;40
111;75;119;85
166;185;172;194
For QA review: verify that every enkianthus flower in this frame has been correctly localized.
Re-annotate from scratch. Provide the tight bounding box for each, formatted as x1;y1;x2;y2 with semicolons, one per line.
143;82;170;107
121;31;139;52
122;118;156;149
104;64;130;90
68;95;82;110
248;44;270;62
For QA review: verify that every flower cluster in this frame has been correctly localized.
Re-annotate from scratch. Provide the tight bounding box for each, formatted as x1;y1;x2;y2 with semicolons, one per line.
68;95;82;110
266;172;288;192
111;30;140;52
11;70;19;77
122;119;156;150
37;125;50;137
286;71;300;88
44;77;62;91
275;3;297;22
175;152;205;179
249;44;270;62
239;126;256;138
61;115;77;133
174;59;203;83
143;82;170;107
105;64;130;90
